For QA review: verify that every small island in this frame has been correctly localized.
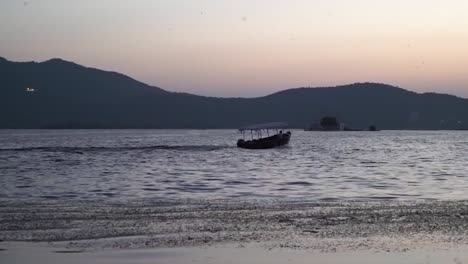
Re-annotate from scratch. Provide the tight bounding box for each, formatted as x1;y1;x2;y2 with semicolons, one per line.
305;116;378;131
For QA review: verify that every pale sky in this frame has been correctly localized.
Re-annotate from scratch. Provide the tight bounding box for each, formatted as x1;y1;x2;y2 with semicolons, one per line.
1;0;468;97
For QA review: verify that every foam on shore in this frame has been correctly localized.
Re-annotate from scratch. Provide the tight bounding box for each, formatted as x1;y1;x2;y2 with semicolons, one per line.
2;199;468;253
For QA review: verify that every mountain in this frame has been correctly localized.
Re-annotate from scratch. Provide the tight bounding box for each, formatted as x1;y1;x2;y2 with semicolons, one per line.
1;57;468;129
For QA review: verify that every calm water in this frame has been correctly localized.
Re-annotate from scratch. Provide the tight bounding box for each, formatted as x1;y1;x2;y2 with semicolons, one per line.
1;129;467;202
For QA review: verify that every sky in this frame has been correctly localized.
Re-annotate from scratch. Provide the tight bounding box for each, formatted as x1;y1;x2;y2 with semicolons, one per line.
1;0;468;97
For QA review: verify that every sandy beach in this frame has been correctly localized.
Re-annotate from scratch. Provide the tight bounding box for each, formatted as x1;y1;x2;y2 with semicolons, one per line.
2;199;468;263
3;241;468;264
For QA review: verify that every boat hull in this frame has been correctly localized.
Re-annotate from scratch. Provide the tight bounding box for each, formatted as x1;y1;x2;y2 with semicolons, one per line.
237;132;291;149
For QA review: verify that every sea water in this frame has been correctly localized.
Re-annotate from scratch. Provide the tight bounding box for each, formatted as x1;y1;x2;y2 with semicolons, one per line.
1;129;467;202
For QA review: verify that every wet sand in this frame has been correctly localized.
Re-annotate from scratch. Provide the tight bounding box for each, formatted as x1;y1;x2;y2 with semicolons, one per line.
2;200;468;263
3;241;468;264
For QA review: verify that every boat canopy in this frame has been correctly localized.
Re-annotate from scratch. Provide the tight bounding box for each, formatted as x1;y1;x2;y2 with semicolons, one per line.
239;122;289;131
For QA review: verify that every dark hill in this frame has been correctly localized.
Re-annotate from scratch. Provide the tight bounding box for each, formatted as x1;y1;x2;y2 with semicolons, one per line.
1;57;467;129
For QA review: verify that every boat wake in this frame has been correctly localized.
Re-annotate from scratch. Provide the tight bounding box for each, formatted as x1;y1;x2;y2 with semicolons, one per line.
0;145;231;153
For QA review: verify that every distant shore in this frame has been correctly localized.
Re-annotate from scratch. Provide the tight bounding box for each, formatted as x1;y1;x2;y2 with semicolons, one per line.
3;127;468;131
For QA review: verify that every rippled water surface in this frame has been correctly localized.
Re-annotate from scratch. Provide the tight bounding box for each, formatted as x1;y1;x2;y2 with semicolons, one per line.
1;129;468;202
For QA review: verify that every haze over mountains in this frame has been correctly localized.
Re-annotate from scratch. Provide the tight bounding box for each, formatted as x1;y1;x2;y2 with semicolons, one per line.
1;57;468;130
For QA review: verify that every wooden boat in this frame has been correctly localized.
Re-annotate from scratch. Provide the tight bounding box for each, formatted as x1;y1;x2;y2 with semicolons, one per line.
237;122;292;149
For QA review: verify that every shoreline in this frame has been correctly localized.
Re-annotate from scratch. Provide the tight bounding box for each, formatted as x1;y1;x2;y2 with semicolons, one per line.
2;199;468;251
2;240;468;264
3;199;468;263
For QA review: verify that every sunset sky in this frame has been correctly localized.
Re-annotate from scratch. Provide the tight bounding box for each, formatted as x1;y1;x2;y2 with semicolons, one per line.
1;0;468;97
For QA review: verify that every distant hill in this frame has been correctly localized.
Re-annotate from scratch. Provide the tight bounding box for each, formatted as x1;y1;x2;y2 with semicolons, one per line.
1;57;468;129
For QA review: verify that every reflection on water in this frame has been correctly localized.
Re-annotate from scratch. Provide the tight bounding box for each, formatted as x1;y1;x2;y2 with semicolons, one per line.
1;129;468;202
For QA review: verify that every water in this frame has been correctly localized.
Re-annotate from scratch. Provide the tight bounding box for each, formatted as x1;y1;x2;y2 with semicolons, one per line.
1;129;468;202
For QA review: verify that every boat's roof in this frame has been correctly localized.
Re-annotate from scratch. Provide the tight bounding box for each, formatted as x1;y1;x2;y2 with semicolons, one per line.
239;122;289;131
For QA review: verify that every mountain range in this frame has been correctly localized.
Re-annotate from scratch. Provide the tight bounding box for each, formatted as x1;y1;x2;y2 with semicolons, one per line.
1;57;467;129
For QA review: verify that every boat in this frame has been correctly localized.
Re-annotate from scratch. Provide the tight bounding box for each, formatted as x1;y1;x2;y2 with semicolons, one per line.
237;122;292;149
